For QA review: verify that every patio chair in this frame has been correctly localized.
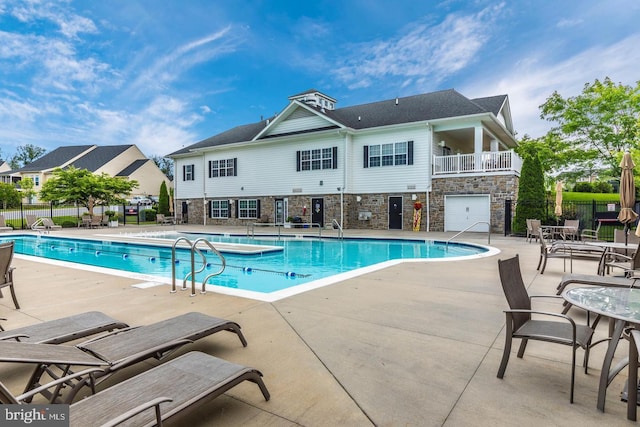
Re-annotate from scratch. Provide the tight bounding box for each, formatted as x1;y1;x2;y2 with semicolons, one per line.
0;311;128;344
526;219;541;243
89;215;102;228
561;219;580;241
603;241;640;277
497;254;595;403
0;241;19;309
3;312;248;403
580;221;601;241
0;215;12;232
0;351;270;426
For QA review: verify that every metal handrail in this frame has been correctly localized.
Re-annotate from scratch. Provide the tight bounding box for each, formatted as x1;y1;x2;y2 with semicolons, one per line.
171;237;226;296
445;221;491;248
332;219;344;239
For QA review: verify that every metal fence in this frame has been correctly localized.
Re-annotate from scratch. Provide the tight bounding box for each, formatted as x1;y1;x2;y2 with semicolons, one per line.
506;199;634;241
0;202;158;229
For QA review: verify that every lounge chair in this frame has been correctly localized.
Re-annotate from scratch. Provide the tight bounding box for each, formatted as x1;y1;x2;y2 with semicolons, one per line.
0;241;18;309
0;215;12;232
156;214;174;225
0;311;128;344
25;215;61;231
0;351;270;426
1;312;248;403
537;229;603;274
497;254;595;403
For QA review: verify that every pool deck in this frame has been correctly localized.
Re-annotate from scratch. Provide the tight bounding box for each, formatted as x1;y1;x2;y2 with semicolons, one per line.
0;224;634;426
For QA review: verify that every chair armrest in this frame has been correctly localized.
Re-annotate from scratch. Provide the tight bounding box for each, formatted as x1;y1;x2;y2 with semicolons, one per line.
14;367;105;403
504;308;578;328
99;397;173;427
0;333;29;341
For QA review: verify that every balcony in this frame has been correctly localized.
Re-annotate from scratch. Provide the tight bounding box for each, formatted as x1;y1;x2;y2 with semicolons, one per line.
432;150;522;176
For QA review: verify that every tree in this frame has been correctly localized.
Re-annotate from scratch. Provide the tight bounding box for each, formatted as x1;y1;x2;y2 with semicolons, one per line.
539;77;640;178
9;144;46;169
0;182;20;209
513;151;546;233
151;156;174;181
158;181;170;215
19;177;36;203
39;167;138;215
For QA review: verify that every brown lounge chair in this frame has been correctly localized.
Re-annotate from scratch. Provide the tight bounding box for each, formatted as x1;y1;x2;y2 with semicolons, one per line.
0;241;18;309
0;215;12;232
0;312;248;403
0;311;128;344
0;351;269;426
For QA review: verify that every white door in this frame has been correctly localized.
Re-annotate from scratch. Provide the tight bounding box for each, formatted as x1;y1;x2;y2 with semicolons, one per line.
444;195;490;232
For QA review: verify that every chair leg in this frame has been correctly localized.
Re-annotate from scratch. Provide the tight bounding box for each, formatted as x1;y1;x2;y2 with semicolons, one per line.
570;345;576;403
629;332;638;421
497;334;513;378
8;285;19;310
539;256;548;275
517;339;528;358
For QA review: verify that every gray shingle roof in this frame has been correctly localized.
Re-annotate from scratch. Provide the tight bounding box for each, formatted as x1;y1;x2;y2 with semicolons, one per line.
116;159;149;176
169;89;507;156
70;145;133;172
11;145;94;173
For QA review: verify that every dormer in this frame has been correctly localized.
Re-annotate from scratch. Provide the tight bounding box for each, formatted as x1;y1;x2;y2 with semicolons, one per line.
288;89;337;111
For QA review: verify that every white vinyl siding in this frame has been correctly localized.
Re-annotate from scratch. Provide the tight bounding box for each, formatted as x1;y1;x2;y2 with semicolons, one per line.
266;115;333;136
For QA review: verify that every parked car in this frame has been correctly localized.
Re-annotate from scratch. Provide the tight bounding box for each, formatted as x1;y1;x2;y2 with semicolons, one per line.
129;196;152;205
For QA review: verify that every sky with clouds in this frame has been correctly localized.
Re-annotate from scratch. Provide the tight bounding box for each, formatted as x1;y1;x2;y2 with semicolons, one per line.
0;0;638;160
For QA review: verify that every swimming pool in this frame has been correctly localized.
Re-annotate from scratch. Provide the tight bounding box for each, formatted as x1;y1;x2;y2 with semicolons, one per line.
2;232;497;301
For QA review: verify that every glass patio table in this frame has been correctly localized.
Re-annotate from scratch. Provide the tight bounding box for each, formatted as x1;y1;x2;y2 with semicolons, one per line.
562;286;640;411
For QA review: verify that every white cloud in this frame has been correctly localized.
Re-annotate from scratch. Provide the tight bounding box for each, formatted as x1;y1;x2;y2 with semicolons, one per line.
332;3;506;89
462;34;640;138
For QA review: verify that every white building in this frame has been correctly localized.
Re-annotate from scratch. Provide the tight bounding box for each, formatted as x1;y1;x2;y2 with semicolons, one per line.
168;89;521;232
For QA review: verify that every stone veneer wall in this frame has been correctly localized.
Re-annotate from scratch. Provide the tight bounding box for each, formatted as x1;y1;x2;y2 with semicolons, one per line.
175;174;517;232
429;174;519;234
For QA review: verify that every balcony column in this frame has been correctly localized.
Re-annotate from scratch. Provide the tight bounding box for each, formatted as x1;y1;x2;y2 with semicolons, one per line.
474;126;483;171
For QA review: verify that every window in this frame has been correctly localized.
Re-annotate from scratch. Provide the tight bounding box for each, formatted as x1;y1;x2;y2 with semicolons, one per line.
31;175;40;186
364;141;413;168
183;164;195;181
297;147;338;171
209;158;237;178
237;199;259;219
209;200;230;218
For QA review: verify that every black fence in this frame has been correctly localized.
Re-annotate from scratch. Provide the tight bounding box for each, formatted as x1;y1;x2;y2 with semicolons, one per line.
0;202;159;229
506;199;636;241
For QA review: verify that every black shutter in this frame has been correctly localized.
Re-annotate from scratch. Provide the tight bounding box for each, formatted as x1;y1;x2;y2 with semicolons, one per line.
407;141;414;165
233;158;238;176
228;200;231;218
182;165;186;180
208;161;212;178
296;151;301;171
256;200;261;218
332;146;338;169
363;146;369;168
208;201;212;218
235;200;239;219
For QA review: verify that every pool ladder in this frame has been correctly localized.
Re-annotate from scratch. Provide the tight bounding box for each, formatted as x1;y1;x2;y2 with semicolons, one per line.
171;237;226;296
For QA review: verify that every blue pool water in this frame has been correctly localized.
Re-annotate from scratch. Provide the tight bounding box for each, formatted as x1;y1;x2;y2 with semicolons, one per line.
2;233;491;295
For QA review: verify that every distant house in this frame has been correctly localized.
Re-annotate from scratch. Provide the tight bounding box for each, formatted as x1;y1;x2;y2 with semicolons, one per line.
3;145;170;203
168;89;521;232
0;160;18;184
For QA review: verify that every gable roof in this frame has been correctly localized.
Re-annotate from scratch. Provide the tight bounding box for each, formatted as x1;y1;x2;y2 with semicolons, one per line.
11;145;94;173
169;88;511;157
116;159;150;176
70;145;132;172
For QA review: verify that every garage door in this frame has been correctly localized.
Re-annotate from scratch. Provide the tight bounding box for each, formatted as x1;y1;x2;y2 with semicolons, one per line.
444;195;490;232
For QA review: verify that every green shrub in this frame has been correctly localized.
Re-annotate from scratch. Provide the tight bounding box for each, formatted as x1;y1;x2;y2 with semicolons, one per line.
573;182;592;192
592;181;614;193
61;220;77;228
142;208;157;221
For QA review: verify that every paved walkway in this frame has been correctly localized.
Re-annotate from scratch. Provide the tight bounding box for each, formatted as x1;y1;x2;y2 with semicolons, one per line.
0;225;632;426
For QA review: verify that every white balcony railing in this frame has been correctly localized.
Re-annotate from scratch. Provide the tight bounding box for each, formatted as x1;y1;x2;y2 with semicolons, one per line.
433;150;522;175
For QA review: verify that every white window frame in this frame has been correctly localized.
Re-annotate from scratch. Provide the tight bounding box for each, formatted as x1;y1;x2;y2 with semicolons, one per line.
210;200;229;218
368;142;408;167
238;199;258;219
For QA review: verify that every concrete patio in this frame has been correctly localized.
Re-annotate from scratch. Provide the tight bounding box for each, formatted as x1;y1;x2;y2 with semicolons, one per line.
0;225;634;426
